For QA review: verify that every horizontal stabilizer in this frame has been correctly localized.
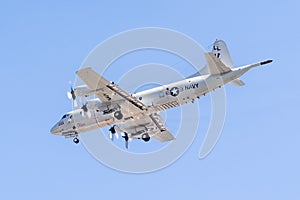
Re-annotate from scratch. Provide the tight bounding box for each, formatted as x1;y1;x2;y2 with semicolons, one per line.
229;79;245;86
205;52;232;75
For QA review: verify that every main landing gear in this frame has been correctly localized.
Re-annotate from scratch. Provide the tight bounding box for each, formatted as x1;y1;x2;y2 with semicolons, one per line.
142;133;150;142
114;110;123;120
73;137;79;144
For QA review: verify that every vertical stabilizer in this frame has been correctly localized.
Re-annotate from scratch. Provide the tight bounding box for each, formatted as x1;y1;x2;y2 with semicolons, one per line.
212;40;234;68
186;39;237;79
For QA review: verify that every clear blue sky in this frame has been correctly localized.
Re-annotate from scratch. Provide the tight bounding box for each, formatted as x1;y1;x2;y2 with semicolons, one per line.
1;0;300;199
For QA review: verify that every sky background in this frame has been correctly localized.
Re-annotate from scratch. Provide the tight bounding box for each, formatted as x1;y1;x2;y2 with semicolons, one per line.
1;0;300;199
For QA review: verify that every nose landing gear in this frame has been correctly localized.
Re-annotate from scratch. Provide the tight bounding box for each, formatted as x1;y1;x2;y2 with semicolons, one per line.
63;132;79;144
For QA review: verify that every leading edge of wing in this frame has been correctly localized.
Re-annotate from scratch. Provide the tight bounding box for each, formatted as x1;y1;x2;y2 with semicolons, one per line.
76;67;110;90
76;67;148;111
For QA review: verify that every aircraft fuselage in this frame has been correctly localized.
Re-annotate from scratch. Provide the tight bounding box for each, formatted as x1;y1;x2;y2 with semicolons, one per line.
50;66;250;137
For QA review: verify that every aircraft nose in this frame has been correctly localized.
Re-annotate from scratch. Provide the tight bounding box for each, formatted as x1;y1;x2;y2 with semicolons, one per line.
50;124;60;135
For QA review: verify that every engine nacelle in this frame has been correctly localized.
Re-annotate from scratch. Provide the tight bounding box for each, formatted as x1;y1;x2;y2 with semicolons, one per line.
126;126;156;136
85;99;102;110
74;85;95;97
85;99;120;114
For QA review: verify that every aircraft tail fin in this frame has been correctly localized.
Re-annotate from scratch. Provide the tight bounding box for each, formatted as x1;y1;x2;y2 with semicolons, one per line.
192;39;235;76
212;40;234;68
187;40;243;86
212;40;246;86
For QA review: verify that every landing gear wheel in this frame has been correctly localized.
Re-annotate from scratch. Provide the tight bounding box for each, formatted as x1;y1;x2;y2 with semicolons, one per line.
73;137;79;144
142;134;150;142
114;111;123;120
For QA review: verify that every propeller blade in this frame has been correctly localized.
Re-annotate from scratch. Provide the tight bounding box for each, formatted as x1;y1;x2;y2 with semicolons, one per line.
67;87;76;99
67;92;72;99
81;104;87;117
109;126;117;141
87;110;92;118
70;88;76;100
81;104;88;112
122;133;129;149
68;87;77;108
73;99;78;107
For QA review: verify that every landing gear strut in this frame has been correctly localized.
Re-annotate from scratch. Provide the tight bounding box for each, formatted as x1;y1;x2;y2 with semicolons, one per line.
122;132;129;149
73;137;79;144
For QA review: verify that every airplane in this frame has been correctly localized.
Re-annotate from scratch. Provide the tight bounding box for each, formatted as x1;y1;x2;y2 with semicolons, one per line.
50;40;272;148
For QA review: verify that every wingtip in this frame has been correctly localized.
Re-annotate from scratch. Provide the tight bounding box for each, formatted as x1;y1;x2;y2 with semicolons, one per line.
76;67;92;75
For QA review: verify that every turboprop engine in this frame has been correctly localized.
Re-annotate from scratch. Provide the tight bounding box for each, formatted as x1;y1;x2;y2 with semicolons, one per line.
73;85;95;97
67;85;96;107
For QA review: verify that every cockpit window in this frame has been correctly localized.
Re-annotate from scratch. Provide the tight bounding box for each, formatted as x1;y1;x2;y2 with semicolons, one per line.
61;114;70;120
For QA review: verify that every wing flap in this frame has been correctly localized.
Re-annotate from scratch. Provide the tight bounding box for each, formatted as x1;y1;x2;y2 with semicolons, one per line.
76;67;147;112
106;84;147;111
149;113;175;142
152;130;175;142
117;113;175;142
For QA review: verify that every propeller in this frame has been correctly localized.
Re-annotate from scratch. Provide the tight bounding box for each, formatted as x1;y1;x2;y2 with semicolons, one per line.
122;132;129;149
67;87;78;107
109;126;119;141
81;103;91;118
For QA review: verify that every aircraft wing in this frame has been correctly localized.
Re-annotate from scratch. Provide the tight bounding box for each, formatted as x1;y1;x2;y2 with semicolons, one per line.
76;67;147;113
151;129;175;142
117;113;175;142
149;113;175;142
